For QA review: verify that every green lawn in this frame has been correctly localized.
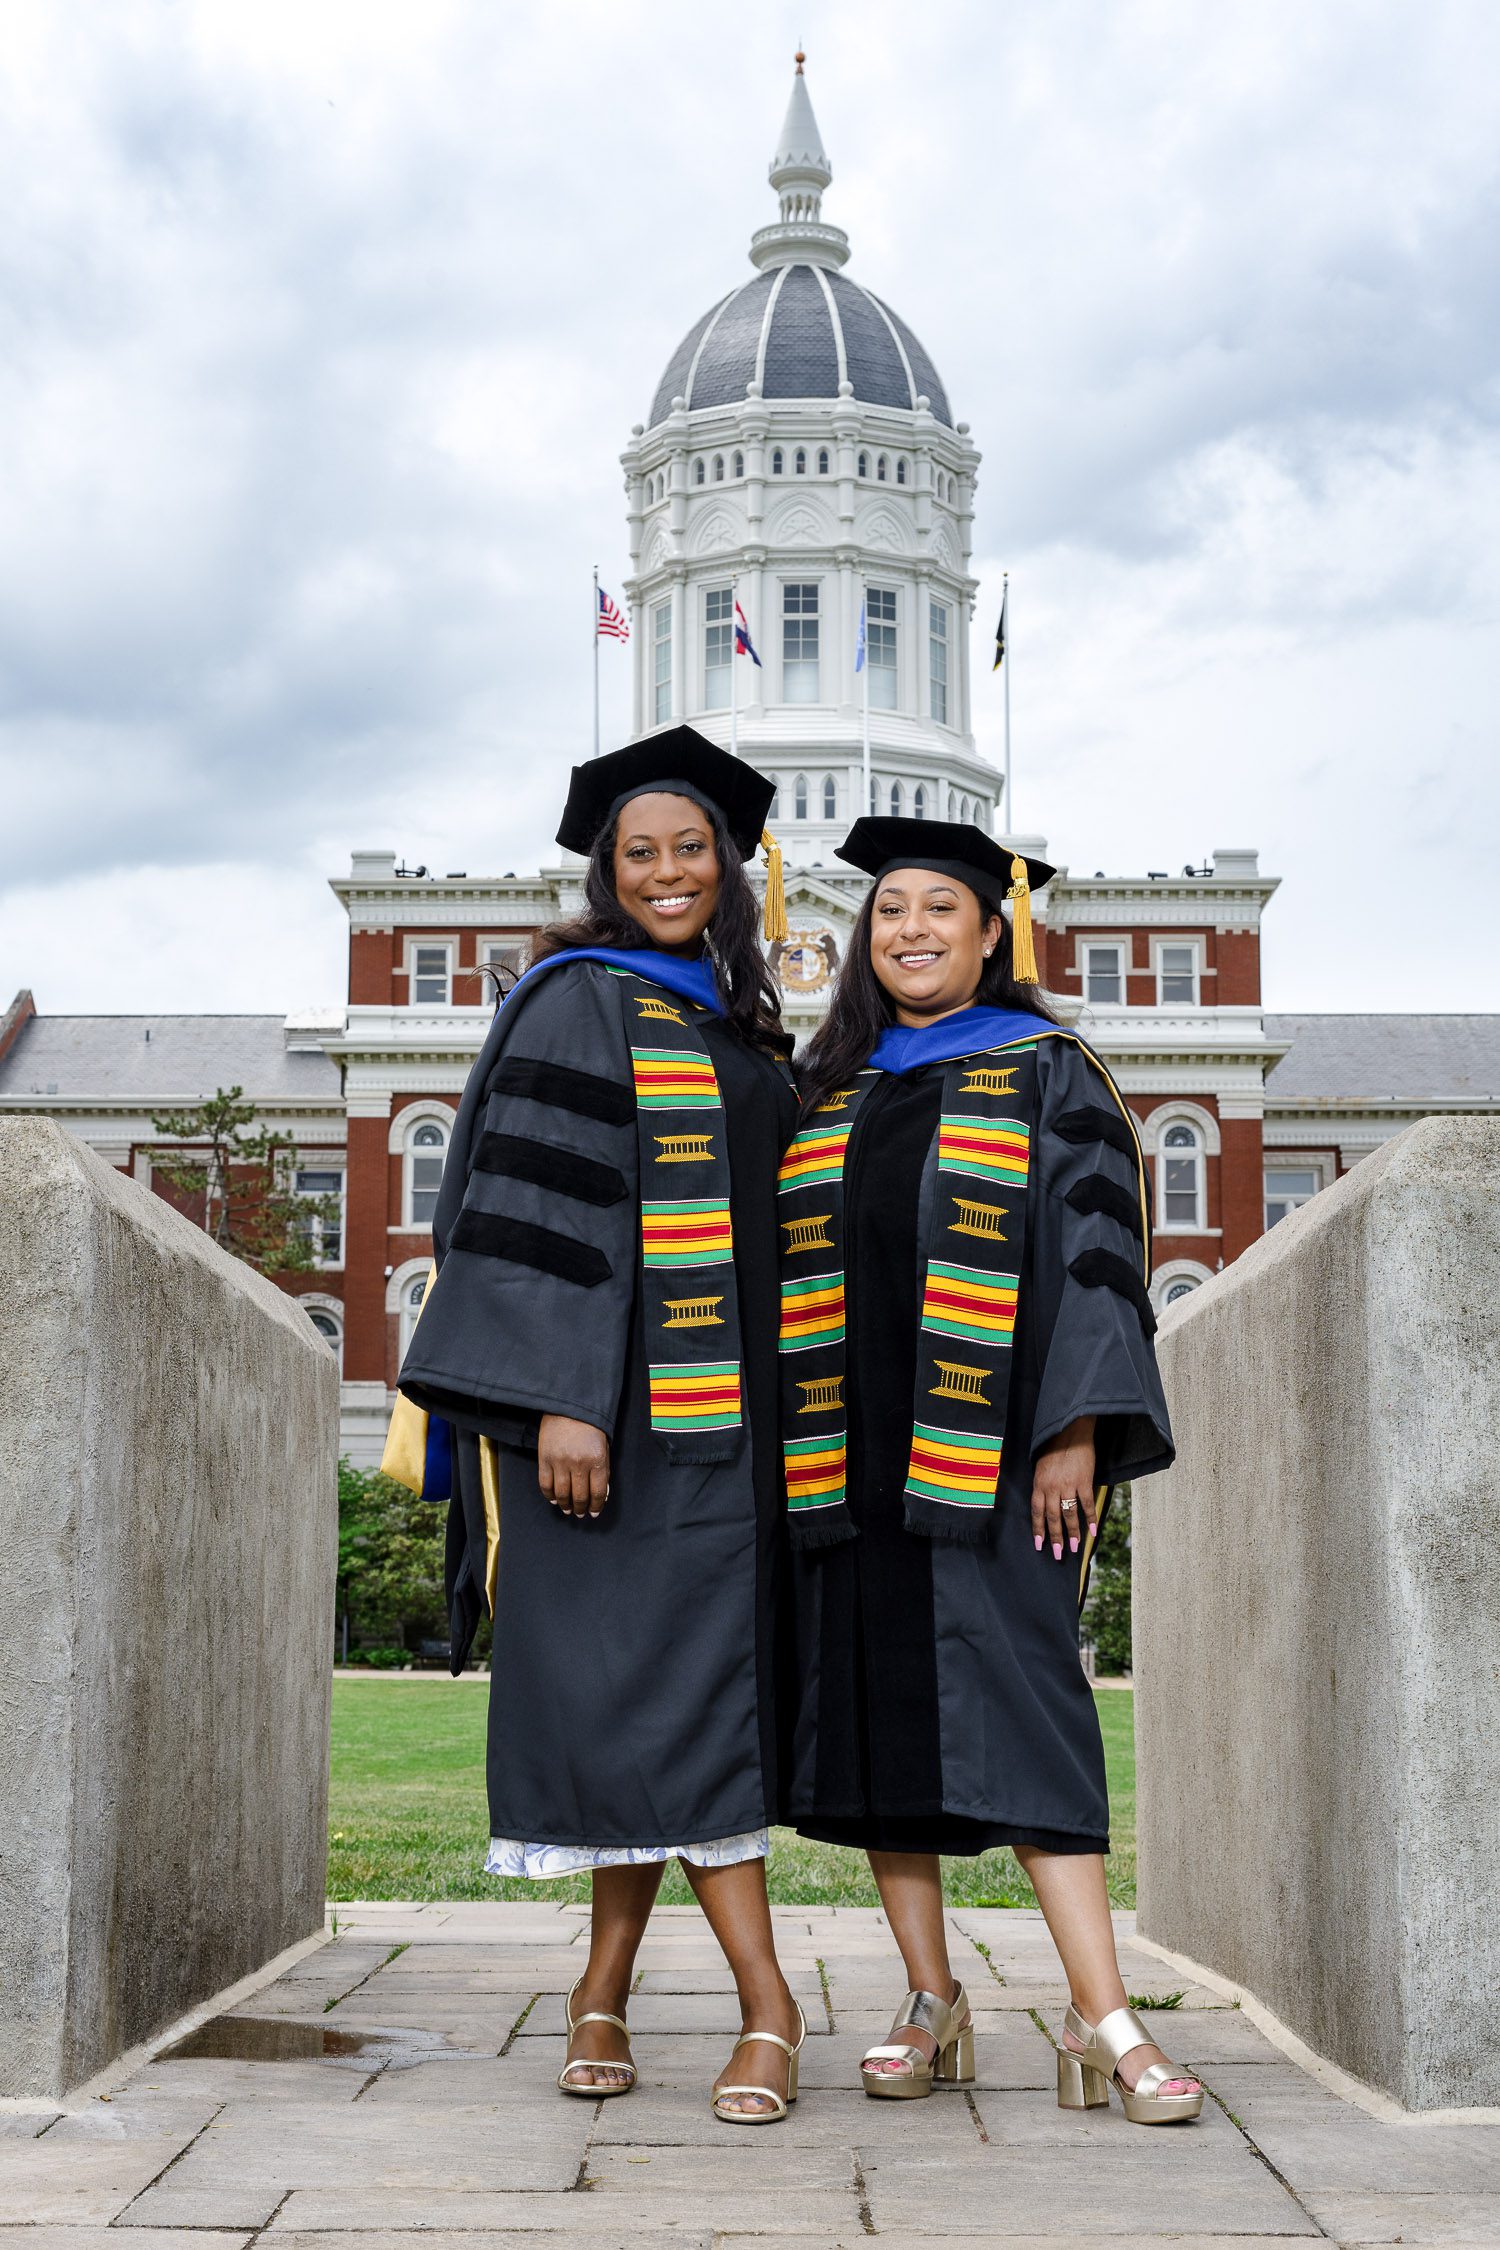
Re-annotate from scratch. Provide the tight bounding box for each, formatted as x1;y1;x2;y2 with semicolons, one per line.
328;1676;1136;1908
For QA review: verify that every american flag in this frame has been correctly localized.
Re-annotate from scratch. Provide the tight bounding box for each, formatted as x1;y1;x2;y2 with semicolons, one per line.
597;586;629;642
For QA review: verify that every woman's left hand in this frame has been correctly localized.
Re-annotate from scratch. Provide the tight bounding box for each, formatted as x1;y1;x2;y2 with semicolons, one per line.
1031;1415;1097;1560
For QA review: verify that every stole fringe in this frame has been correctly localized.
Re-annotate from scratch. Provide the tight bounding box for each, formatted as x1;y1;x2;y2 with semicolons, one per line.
788;1514;860;1554
901;1503;997;1548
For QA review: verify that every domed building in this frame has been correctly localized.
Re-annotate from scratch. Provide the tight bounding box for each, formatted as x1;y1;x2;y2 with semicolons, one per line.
619;58;1000;1026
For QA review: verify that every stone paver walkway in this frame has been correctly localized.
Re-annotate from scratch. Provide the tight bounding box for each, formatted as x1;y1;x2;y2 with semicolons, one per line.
3;1903;1498;2245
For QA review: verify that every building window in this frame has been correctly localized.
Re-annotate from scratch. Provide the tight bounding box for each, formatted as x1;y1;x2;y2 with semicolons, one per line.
410;943;452;1005
929;600;950;725
480;937;528;985
794;447;807;475
405;1116;449;1229
694;458;706;486
822;774;837;820
399;1271;427;1364
294;1168;344;1266
857;451;868;477
867;585;897;710
652;600;671;725
1161;1123;1205;1231
794;772;808;819
305;1305;343;1369
767;778;780;818
782;582;820;702
870;773;880;814
896;457;908;485
771;448;784;475
1083;942;1124;1006
914;783;927;819
703;585;732;710
817;447;829;473
1265;1167;1320;1228
713;454;724;482
733;450;744;477
889;781;903;816
877;454;888;481
1163;1277;1199;1305
1157;942;1199;1006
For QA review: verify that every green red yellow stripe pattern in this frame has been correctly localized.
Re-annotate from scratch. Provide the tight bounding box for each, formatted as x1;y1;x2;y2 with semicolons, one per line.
920;1259;1019;1347
778;1124;853;1193
778;1272;846;1353
938;1113;1030;1186
641;1199;734;1267
783;1430;847;1512
632;1048;722;1112
648;1361;742;1431
905;1421;1005;1508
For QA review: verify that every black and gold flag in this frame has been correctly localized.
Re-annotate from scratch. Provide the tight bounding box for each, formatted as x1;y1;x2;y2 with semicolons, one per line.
993;578;1008;671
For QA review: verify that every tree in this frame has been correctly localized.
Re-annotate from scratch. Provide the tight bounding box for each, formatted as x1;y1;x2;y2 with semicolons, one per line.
336;1457;486;1664
149;1085;339;1275
1083;1485;1133;1677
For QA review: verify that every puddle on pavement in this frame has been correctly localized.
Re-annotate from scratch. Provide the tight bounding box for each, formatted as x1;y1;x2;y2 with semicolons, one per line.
154;2016;462;2068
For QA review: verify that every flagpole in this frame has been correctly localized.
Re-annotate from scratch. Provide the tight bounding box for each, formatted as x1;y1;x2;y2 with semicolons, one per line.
729;578;738;759
861;586;871;818
592;564;600;759
1002;572;1012;832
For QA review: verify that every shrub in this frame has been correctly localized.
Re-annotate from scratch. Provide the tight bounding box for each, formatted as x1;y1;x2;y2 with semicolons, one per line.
1084;1484;1132;1676
336;1457;490;1664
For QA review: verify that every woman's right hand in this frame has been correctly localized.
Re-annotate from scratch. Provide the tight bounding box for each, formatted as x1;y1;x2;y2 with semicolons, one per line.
537;1414;611;1519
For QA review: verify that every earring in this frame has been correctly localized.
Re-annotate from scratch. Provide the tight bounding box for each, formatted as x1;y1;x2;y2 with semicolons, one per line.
983;947;993;958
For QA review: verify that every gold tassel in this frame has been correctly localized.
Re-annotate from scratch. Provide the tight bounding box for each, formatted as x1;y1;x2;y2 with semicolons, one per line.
761;827;787;944
1006;853;1039;984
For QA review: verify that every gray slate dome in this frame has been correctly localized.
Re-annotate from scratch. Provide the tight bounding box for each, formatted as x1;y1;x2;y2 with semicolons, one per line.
648;264;952;430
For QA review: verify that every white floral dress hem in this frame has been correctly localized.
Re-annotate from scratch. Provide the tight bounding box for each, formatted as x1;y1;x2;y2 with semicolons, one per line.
485;1827;769;1879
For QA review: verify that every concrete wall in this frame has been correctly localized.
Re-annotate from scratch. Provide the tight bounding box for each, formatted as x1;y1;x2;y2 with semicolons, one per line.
0;1119;338;2098
1135;1117;1500;2112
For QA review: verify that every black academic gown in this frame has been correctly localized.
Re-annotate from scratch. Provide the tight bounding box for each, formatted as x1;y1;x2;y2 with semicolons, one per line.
789;1036;1173;1855
401;960;798;1851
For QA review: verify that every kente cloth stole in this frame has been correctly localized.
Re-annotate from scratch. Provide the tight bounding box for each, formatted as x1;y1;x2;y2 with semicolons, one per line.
606;968;744;1465
777;1040;1040;1549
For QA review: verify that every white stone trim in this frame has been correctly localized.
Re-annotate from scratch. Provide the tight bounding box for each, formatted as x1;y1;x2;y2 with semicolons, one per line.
1151;1258;1216;1313
345;1090;393;1121
388;1097;458;1156
1138;1100;1222;1157
385;1257;431;1316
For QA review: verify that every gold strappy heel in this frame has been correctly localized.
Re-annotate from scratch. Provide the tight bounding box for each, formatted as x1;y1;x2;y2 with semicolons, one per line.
861;1985;974;2100
557;1975;635;2098
711;1999;807;2125
1056;2002;1202;2124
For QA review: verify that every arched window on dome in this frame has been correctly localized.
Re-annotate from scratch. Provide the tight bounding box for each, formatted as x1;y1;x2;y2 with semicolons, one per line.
713;454;724;482
877;455;888;482
694;458;706;486
794;448;807;476
733;451;744;478
817;448;829;474
889;781;903;817
822;774;837;820
896;458;908;486
857;451;868;478
960;794;971;822
771;448;784;475
793;773;809;819
914;783;928;820
767;778;780;818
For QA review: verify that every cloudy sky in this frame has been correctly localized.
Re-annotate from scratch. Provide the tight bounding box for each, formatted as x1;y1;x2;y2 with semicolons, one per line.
3;0;1497;1014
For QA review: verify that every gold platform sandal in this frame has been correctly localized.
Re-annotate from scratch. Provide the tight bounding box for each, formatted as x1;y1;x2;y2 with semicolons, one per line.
711;2000;807;2125
1056;2002;1203;2124
557;1975;635;2099
861;1985;974;2100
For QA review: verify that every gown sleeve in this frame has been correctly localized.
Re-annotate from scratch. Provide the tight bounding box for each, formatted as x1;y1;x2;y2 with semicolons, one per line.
1026;1037;1174;1486
397;962;640;1449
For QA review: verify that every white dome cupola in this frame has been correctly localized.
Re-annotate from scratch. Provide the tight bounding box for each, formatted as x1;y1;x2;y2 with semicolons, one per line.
620;55;1001;901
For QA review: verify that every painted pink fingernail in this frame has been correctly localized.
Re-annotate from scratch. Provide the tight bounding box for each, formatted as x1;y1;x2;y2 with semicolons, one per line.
1069;1536;1080;1553
1034;1534;1044;1551
1087;1522;1098;1538
1052;1541;1063;1560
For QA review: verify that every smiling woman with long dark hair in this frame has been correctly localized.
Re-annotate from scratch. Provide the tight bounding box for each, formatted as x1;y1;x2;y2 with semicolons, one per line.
779;815;1201;2127
387;727;808;2125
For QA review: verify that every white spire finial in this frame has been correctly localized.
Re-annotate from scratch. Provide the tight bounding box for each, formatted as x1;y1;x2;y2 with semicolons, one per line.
750;52;849;272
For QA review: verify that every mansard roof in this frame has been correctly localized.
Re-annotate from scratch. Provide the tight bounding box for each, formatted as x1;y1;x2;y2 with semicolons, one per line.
1265;1014;1500;1104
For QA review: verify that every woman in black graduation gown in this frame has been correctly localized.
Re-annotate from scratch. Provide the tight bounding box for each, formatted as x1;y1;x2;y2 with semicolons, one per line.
391;729;806;2124
780;816;1203;2126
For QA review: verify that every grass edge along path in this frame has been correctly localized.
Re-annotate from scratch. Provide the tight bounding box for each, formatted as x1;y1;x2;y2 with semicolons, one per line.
328;1674;1136;1908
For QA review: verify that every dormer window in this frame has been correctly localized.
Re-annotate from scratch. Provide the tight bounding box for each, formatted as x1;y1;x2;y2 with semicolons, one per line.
794;772;808;819
876;455;888;482
733;451;745;478
795;448;807;475
896;458;908;485
857;451;868;477
713;454;725;482
822;774;837;819
694;458;706;486
771;448;784;475
817;448;829;474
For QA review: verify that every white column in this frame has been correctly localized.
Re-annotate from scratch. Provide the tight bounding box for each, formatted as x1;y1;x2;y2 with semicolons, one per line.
669;575;686;724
